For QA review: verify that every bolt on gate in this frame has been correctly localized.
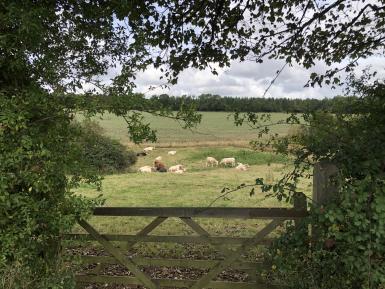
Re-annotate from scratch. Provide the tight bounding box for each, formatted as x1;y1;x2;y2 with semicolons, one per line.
64;195;307;289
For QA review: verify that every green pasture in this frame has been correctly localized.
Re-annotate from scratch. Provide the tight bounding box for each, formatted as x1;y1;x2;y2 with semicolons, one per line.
71;115;309;258
78;112;293;147
75;148;311;238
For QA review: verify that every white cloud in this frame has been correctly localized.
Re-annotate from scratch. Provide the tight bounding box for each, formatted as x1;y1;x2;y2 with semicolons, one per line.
355;56;385;80
134;59;347;99
90;55;384;99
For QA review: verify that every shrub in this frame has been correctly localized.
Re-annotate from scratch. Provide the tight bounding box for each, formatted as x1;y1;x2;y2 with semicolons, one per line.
76;120;137;174
0;91;102;289
256;79;385;289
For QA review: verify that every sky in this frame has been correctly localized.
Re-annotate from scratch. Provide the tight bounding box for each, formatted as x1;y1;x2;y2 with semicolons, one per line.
94;0;385;100
132;56;385;99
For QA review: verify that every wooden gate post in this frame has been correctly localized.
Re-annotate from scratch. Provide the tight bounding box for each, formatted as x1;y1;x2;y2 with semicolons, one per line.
293;192;307;228
312;161;339;242
313;161;339;206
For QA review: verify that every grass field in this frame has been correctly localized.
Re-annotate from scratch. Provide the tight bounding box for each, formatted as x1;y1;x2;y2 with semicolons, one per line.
79;112;293;147
72;112;310;258
75;148;311;236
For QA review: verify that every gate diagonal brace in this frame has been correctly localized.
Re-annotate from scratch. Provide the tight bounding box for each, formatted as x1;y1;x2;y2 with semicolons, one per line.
189;219;284;289
180;217;247;262
78;219;159;289
89;216;168;276
126;216;168;251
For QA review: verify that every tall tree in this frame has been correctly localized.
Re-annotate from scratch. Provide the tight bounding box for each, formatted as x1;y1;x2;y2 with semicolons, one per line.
0;2;200;288
1;1;385;288
118;0;385;86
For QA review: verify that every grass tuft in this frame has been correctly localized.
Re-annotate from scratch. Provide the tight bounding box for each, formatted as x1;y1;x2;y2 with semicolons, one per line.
185;147;289;165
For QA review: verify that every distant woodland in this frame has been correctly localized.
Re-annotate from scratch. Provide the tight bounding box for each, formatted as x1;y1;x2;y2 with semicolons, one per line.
150;94;355;113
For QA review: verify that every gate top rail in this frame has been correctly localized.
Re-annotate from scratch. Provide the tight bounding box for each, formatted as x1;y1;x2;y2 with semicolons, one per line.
92;207;308;219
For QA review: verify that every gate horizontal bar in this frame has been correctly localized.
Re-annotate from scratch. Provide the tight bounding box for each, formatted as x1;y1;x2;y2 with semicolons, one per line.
78;256;263;270
76;275;268;289
64;234;274;245
91;207;307;219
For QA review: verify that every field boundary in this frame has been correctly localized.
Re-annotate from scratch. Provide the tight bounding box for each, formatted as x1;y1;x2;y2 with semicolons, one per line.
128;140;252;149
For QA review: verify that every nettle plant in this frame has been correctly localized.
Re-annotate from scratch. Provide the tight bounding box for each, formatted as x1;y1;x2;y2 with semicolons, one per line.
233;77;385;289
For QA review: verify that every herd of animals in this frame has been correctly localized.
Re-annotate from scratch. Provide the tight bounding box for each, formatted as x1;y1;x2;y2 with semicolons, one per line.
136;146;250;174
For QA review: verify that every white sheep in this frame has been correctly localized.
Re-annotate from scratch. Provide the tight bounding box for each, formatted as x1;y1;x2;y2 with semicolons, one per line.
168;150;177;155
143;146;155;153
138;166;155;173
168;164;186;172
154;156;162;161
206;156;219;167
220;157;236;167
235;163;250;171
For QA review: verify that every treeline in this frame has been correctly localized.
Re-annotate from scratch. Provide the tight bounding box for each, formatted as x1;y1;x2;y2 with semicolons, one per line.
150;94;356;112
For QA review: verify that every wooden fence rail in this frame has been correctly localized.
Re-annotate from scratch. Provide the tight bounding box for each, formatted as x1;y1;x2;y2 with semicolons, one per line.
64;198;308;289
91;207;308;218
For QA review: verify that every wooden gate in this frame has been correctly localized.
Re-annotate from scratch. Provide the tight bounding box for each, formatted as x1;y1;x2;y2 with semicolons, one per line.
65;201;307;289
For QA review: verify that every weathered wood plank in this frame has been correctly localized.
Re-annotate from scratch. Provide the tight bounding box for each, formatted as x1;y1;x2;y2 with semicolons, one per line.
137;216;168;236
77;219;158;289
92;207;307;219
313;162;339;206
180;217;210;236
294;192;307;228
64;234;274;245
126;216;167;251
76;275;263;289
179;217;235;259
78;256;263;270
190;219;283;289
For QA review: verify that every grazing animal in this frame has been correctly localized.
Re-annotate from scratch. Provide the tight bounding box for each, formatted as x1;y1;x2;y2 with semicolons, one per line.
143;146;155;153
154;156;162;161
154;160;167;172
168;164;186;172
136;152;147;157
220;157;236;167
138;166;155;173
168;150;177;155
235;163;249;171
206;157;219;167
157;167;167;173
173;170;184;174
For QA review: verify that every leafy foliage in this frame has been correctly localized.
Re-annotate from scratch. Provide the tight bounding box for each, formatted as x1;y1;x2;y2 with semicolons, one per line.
0;89;104;288
109;1;385;87
236;78;385;288
2;1;385;288
1;1;200;288
76;120;137;174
